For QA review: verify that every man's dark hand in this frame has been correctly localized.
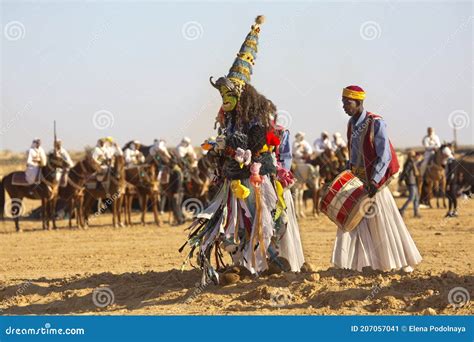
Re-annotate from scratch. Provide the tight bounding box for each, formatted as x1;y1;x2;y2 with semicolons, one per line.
365;180;378;198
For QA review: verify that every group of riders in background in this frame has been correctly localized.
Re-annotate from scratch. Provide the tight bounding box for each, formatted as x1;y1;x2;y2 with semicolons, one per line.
0;126;472;232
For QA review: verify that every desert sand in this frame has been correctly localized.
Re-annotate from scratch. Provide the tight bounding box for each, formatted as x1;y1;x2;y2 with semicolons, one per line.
0;192;472;315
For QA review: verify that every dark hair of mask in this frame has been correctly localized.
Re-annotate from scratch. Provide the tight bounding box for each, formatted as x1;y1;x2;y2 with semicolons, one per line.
223;83;277;132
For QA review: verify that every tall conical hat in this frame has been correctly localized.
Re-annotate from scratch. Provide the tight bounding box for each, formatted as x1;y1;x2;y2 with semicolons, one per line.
210;15;265;96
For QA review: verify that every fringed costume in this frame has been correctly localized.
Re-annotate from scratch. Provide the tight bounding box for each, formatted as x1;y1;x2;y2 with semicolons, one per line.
179;16;305;285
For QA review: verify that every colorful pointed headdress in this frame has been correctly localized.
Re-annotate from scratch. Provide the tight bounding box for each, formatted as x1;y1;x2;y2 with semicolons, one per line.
210;15;265;96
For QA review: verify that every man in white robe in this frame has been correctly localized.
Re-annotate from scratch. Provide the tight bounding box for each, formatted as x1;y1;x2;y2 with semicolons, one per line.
25;138;47;184
53;139;74;186
292;132;312;162
124;141;145;168
420;127;441;176
330;85;422;273
176;137;197;168
313;131;333;156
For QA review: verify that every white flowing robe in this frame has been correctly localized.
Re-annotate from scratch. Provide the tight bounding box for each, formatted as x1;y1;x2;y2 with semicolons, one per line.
25;147;47;184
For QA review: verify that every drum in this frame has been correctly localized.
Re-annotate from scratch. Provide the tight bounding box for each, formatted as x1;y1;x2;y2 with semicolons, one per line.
319;170;375;232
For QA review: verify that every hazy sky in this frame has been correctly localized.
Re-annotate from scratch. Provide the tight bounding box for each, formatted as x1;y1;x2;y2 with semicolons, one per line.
1;0;472;152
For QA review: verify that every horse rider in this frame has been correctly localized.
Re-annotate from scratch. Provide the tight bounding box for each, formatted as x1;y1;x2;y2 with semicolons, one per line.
92;139;107;170
176;137;198;168
25;138;47;184
91;138;111;194
124;140;145;168
292;131;312;162
313;131;333;156
104;136;123;161
53;139;74;186
149;138;173;214
149;138;172;162
331;132;347;150
420;127;441;176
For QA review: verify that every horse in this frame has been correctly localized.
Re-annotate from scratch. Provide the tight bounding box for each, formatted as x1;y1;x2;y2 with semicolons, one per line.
291;160;320;218
422;144;449;208
58;154;99;228
82;155;126;227
0;152;69;232
123;164;160;226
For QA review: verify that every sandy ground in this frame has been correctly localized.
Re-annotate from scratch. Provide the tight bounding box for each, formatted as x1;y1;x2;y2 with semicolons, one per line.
0;191;472;316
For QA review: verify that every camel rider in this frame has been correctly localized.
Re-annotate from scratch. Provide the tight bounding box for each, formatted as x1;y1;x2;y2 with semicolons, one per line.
124;140;145;168
53;139;74;186
25;138;47;184
292;132;312;162
420;127;441;176
332;132;347;150
313;131;333;156
177;136;198;168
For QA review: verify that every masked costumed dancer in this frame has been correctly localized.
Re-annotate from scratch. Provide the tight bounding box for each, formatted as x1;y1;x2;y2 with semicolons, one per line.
331;85;422;272
180;16;305;285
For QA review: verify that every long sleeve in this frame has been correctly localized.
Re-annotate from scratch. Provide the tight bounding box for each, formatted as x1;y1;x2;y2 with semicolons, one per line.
26;149;34;166
313;139;325;154
372;119;392;183
61;148;74;168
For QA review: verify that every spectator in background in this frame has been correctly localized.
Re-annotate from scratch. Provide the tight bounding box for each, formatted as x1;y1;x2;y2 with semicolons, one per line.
168;157;185;225
445;148;459;217
399;150;421;218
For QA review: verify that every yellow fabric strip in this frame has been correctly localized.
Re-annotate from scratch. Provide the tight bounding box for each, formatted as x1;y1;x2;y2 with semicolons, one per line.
342;88;366;100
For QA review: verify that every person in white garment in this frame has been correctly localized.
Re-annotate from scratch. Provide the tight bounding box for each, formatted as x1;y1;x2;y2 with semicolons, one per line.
25;138;47;184
53;139;74;186
331;132;347;150
420;127;441;176
124;141;145;168
313;131;333;156
149;138;172;161
176;137;197;168
149;138;172;214
104;136;123;163
331;85;422;273
91;139;108;171
292;132;312;162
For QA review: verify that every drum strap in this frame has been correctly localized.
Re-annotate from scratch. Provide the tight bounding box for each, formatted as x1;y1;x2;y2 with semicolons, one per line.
355;117;373;184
